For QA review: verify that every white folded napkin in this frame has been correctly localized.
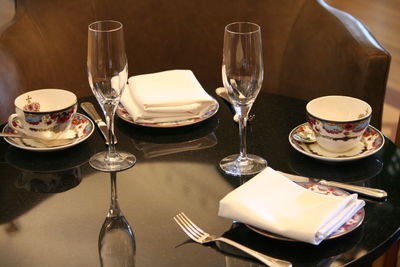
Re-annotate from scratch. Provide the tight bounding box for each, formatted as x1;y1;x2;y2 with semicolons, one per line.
120;70;218;123
218;167;365;245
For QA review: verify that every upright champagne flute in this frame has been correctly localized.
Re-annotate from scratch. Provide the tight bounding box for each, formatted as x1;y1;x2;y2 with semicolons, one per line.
220;22;267;176
87;20;136;171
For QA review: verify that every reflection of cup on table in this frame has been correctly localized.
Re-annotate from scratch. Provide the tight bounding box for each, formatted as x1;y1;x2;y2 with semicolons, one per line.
306;96;371;153
5;144;92;193
8;89;77;140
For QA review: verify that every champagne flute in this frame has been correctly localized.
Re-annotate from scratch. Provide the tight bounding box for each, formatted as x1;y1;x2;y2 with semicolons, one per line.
220;22;267;176
99;172;136;267
87;20;136;171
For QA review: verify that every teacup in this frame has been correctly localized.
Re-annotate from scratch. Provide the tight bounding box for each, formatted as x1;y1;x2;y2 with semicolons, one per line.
8;89;77;140
306;95;372;153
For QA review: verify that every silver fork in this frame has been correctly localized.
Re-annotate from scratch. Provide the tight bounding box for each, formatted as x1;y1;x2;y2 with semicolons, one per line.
173;212;292;267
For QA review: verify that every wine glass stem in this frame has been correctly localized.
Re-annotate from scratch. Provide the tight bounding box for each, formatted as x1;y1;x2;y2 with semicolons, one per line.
103;102;118;159
109;172;121;217
236;105;250;160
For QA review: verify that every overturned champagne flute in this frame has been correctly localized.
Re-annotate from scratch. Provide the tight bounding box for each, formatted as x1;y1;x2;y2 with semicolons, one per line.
87;20;136;171
99;172;136;267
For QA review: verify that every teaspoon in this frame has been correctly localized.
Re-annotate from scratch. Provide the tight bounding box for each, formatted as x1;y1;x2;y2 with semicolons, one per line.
292;127;317;143
0;133;77;147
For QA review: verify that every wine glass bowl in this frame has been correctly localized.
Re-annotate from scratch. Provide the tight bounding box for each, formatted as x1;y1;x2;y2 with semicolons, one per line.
87;20;136;172
220;22;267;176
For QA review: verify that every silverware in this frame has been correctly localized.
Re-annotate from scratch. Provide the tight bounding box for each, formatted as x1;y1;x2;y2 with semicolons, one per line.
278;171;387;199
80;102;116;145
173;212;292;267
215;87;255;123
0;133;76;147
292;126;316;143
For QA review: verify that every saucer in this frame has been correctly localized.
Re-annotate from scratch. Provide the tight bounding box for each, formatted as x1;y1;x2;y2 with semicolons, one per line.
2;113;94;151
247;182;365;241
116;102;219;127
289;123;385;162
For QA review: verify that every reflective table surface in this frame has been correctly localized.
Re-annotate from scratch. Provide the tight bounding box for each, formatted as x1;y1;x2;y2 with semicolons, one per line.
0;93;399;267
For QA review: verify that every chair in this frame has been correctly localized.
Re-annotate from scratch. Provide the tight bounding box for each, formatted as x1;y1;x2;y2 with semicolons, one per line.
373;241;399;267
0;0;390;129
396;115;400;147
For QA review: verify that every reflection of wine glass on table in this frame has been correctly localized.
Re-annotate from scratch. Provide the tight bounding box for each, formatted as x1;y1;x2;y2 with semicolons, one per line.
98;172;136;267
87;20;136;171
220;22;267;176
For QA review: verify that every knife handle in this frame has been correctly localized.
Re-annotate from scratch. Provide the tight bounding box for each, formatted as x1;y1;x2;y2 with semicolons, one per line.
278;171;388;200
321;180;387;199
80;102;102;122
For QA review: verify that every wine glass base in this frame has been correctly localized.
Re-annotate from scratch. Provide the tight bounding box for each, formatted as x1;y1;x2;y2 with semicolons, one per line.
219;154;267;176
89;151;136;172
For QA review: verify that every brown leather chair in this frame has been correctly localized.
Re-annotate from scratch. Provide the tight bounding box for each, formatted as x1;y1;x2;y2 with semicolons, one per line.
0;0;390;129
396;115;400;147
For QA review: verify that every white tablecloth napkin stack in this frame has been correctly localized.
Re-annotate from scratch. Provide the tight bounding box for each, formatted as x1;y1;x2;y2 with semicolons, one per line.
120;70;217;123
218;167;365;245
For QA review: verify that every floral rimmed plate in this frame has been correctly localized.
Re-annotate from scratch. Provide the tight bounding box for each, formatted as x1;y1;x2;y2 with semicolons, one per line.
2;113;94;152
116;102;219;128
289;123;384;162
247;182;365;241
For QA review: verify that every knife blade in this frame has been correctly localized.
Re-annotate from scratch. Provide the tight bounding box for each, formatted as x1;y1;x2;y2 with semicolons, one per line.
80;102;117;145
278;171;387;199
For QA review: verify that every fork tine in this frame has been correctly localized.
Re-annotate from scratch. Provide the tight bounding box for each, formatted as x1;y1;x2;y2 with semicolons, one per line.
174;213;292;266
176;213;203;239
173;216;199;241
179;212;207;236
174;214;205;242
178;212;203;238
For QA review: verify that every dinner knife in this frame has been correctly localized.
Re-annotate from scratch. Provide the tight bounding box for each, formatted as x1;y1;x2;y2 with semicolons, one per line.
278;171;387;199
80;102;117;145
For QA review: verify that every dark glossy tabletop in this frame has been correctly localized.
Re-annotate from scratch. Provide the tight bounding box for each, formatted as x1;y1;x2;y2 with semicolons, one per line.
0;92;399;267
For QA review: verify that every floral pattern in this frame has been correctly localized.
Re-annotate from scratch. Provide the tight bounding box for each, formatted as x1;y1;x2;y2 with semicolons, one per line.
3;113;94;151
116;102;219;128
307;114;370;139
23;102;41;112
25;106;76;126
290;123;385;162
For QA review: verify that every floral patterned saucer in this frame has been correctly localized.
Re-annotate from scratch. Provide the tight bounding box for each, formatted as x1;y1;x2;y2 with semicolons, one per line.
2;113;94;151
116;102;219;128
247;182;365;241
289;123;384;162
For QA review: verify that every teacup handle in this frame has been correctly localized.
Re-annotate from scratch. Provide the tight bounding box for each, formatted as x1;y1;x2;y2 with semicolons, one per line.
8;113;25;134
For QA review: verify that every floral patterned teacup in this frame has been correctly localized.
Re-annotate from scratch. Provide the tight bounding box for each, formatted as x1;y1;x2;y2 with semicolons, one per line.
306;95;372;153
8;89;77;140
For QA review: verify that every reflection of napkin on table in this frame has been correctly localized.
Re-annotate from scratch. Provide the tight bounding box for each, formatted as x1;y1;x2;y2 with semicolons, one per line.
133;133;217;158
218;167;365;245
120;70;218;123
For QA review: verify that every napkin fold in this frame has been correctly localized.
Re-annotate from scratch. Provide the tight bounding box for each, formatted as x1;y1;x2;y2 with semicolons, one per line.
120;70;218;123
218;167;365;245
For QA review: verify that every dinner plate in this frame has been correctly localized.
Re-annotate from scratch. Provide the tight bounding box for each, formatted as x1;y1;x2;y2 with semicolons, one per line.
246;182;365;241
2;113;94;151
116;102;219;127
289;123;384;162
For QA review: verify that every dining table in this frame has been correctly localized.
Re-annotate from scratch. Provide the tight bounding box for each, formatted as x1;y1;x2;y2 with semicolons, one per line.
0;91;399;267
